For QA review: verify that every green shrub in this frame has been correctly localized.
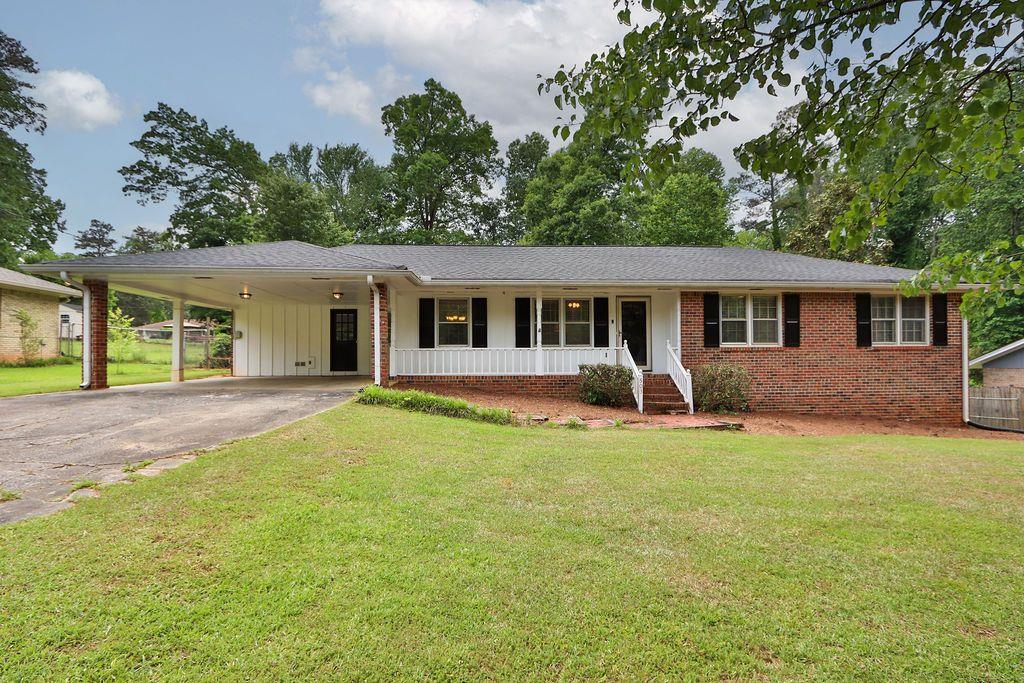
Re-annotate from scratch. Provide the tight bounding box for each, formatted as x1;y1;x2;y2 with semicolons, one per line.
692;363;751;413
0;356;76;368
356;386;514;426
578;363;634;407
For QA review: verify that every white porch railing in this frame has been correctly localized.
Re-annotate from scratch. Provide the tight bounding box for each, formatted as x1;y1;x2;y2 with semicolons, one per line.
666;341;694;414
391;346;628;376
621;341;643;413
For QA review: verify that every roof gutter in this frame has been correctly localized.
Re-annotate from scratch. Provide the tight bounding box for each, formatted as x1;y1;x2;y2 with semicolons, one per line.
22;264;420;283
405;279;980;291
61;271;90;390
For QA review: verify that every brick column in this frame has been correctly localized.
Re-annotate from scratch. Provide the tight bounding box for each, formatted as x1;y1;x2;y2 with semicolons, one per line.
369;283;391;385
379;284;390;383
85;279;108;390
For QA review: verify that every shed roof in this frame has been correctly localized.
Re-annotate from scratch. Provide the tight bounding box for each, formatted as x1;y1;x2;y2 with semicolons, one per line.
0;266;78;297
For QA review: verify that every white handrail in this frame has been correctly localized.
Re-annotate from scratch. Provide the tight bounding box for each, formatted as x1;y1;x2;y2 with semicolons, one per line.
621;341;643;413
391;346;625;376
665;341;694;414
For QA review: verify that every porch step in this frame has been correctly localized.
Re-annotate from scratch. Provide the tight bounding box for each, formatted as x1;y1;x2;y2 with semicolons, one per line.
642;374;689;414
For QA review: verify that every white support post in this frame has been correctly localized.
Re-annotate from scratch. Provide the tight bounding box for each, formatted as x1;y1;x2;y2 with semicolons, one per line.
962;314;970;424
535;290;543;375
171;299;185;382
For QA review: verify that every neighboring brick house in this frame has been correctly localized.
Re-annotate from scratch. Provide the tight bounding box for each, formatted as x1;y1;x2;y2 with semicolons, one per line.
971;339;1024;388
0;267;79;363
26;242;971;422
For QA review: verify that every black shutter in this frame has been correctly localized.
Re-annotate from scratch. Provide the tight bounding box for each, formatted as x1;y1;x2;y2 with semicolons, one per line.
783;293;801;347
514;297;532;348
418;298;435;349
703;293;720;348
471;297;487;348
855;293;872;347
932;293;948;346
593;297;609;347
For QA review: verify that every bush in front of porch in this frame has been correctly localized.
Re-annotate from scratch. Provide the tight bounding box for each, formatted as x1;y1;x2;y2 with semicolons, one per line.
578;363;634;407
692;363;752;413
356;386;514;426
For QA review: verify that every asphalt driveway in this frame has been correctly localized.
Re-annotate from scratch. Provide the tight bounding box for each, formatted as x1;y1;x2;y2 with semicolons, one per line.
0;376;365;524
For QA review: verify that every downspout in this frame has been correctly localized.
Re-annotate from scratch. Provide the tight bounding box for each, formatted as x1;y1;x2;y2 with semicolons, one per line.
61;271;90;389
962;315;970;424
368;275;381;385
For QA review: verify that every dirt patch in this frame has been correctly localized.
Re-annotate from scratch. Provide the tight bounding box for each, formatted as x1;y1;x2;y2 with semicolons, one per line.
395;384;1024;439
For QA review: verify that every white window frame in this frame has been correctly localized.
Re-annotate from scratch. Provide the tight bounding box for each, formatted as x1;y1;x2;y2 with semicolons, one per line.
527;296;595;348
435;298;471;347
719;292;783;348
871;294;929;347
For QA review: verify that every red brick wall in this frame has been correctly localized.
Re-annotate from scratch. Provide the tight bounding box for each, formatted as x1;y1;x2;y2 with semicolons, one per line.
395;374;580;399
370;283;390;384
679;291;964;421
86;279;108;390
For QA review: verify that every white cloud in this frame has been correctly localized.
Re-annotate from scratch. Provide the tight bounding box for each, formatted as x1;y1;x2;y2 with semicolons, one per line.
304;64;408;124
303;0;800;169
35;70;123;131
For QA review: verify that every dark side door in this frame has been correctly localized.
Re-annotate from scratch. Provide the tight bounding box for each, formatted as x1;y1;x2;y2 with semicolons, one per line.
330;309;358;372
619;299;649;368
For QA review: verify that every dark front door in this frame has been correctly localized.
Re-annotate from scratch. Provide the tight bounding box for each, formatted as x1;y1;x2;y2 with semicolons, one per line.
330;309;358;372
619;300;648;368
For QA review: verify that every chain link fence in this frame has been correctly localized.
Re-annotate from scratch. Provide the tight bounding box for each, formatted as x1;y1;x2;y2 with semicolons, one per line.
59;323;232;369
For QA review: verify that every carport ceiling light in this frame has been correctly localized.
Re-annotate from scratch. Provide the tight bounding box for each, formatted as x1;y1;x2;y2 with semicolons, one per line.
239;290;252;300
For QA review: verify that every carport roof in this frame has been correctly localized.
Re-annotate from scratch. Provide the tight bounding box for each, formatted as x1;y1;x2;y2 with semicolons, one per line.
26;241;404;273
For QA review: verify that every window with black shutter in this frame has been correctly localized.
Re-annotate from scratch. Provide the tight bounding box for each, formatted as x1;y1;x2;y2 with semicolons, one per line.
703;293;720;347
855;293;872;347
418;298;435;349
593;297;609;347
783;293;800;347
514;297;532;348
471;298;487;348
932;293;948;346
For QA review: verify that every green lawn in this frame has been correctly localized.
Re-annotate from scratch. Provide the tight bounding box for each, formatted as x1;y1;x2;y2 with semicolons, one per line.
62;339;212;364
2;404;1022;679
0;362;226;397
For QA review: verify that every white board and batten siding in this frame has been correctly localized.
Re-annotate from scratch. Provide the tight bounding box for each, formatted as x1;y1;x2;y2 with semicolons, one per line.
233;303;370;377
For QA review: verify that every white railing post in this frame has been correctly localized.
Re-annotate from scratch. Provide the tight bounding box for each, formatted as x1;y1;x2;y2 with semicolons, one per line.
665;339;694;414
622;340;643;413
534;291;543;375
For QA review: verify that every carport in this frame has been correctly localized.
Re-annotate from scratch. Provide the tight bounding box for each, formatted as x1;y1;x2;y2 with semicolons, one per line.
25;241;415;390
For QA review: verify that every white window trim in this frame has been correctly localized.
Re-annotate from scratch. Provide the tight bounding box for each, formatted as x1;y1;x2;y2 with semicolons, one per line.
719;292;783;348
530;296;595;348
435;297;471;347
871;294;930;347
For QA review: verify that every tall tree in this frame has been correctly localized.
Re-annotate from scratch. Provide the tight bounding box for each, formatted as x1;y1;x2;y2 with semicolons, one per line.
119;226;169;254
521;137;634;245
731;173;792;250
0;31;64;269
255;170;344;246
74;219;117;258
491;132;550;244
547;1;1024;292
120;103;266;248
784;177;889;264
381;79;500;243
637;171;730;246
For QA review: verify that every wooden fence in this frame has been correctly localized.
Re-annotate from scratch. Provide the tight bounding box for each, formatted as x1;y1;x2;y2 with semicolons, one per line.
968;386;1024;432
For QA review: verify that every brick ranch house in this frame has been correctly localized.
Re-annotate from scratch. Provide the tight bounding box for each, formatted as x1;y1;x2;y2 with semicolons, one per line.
26;241;970;422
0;266;78;363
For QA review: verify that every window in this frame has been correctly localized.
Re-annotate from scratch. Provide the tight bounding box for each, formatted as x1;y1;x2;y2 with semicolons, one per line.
872;295;928;345
60;313;70;323
720;295;747;344
720;293;780;346
563;299;591;346
901;296;927;343
437;299;469;346
751;295;779;344
541;299;560;346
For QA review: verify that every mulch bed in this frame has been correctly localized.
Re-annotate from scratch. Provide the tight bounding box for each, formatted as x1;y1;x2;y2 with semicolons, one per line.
392;383;1024;439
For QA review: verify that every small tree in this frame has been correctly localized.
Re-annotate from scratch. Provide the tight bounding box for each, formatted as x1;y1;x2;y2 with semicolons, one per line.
107;306;138;374
13;308;42;363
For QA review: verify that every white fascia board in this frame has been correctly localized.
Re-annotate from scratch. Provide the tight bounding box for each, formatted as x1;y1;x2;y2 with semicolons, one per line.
970;338;1024;367
406;279;978;291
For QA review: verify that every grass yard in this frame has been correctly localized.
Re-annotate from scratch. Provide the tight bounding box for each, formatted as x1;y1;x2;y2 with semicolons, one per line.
62;339;213;365
0;362;225;397
1;404;1023;679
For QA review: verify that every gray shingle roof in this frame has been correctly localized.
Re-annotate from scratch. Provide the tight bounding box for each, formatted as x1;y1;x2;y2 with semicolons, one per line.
0;266;78;297
335;244;920;284
25;240;923;285
27;241;402;272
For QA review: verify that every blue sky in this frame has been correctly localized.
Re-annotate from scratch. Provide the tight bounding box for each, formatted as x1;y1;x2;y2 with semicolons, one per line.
9;0;793;253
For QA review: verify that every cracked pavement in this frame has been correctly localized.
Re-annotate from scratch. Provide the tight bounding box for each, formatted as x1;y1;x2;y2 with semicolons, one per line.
0;376;364;524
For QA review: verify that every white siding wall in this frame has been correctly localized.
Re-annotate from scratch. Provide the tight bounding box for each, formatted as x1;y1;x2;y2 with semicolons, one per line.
233;303;371;377
391;289;679;373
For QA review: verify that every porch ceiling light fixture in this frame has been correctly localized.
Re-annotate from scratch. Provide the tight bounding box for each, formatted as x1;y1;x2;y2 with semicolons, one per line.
239;289;253;300
331;290;343;300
